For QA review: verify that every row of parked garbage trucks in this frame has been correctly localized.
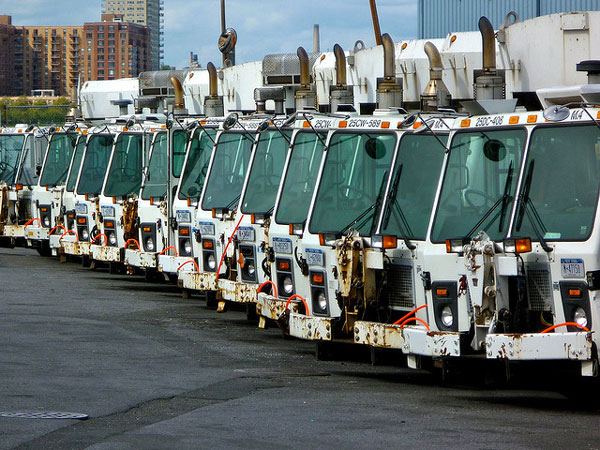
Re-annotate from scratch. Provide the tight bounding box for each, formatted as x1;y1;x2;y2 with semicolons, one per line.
2;11;600;378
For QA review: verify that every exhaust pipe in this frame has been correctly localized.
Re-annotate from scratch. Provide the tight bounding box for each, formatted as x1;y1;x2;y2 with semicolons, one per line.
421;41;450;111
377;33;403;109
369;0;382;46
295;46;316;111
171;76;188;116
330;44;354;113
66;86;82;121
204;62;224;116
254;87;286;114
473;16;505;100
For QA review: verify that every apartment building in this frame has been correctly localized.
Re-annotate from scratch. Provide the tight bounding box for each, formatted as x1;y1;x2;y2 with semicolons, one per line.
102;0;164;69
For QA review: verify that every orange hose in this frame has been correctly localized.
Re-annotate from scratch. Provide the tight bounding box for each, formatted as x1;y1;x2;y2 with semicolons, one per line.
90;233;108;245
393;304;428;325
215;214;245;278
540;322;589;333
399;317;431;331
49;225;65;236
59;229;79;242
284;294;309;314
178;259;199;272
159;246;178;256
24;217;40;226
123;238;140;250
257;280;278;299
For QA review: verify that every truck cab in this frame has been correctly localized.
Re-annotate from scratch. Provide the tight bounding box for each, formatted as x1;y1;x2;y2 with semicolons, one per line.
1;125;47;244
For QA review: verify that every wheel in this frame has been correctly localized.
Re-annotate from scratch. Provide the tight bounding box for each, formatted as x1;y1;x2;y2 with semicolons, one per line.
246;304;258;322
81;255;91;268
36;241;52;257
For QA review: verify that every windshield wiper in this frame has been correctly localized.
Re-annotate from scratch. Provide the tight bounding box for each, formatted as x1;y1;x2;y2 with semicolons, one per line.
514;160;552;251
340;172;388;235
464;160;514;239
381;164;416;250
224;193;241;211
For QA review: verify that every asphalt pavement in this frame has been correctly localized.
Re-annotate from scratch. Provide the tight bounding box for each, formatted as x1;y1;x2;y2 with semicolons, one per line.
1;247;599;450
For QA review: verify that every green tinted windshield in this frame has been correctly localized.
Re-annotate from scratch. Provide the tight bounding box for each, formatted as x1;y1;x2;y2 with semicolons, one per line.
77;134;113;195
380;134;447;240
430;128;526;242
141;133;167;199
66;137;86;192
0;134;25;184
39;134;76;187
178;129;216;199
309;132;395;235
172;130;187;177
104;133;143;197
201;132;253;210
512;124;600;241
241;130;291;214
275;132;325;224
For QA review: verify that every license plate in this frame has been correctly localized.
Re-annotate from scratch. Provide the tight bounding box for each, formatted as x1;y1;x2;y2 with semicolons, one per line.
272;237;292;254
176;210;191;223
305;248;324;267
237;226;255;242
561;258;585;278
101;205;115;217
75;203;87;215
197;221;215;235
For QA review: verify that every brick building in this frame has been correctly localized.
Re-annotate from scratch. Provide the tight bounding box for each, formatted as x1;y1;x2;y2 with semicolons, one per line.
0;14;151;96
82;14;151;82
102;0;164;70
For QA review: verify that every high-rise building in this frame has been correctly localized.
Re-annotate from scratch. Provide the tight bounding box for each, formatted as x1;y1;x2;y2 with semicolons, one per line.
82;14;152;82
101;0;164;70
0;16;20;95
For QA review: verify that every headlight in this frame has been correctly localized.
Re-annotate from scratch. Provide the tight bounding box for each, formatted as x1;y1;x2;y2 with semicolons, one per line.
574;307;588;328
184;240;192;255
317;291;327;311
207;254;216;270
247;263;256;276
81;229;89;240
441;305;454;328
146;237;155;252
42;216;50;227
283;275;293;295
108;232;117;245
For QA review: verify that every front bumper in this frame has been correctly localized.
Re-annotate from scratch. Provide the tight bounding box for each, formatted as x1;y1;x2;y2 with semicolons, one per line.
124;249;157;268
353;321;461;357
4;224;26;238
485;332;593;361
218;279;259;303
179;270;218;291
158;255;197;274
288;313;333;341
25;226;49;241
61;240;90;256
255;293;299;320
91;244;122;263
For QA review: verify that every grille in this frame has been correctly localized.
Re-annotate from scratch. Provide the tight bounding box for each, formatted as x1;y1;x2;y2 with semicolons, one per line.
387;265;414;309
262;53;320;77
526;267;552;311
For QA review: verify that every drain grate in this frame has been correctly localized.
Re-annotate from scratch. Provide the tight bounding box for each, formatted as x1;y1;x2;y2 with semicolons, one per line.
0;411;88;420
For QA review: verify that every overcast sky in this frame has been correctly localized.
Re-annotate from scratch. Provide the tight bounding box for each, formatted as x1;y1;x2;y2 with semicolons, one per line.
2;0;418;68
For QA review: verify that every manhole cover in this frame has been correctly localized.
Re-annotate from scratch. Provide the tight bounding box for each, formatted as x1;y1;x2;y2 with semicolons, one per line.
0;411;89;420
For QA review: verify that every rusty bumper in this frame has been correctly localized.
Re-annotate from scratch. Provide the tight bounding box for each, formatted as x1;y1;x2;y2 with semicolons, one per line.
49;234;62;249
218;279;260;303
124;249;157;268
354;321;461;357
25;226;49;241
485;332;593;361
179;271;218;291
4;225;26;238
62;240;90;256
288;313;333;341
158;255;193;274
256;293;299;320
91;244;122;262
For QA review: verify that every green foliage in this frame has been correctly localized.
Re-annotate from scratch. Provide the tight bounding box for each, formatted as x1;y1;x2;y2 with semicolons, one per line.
1;97;71;126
